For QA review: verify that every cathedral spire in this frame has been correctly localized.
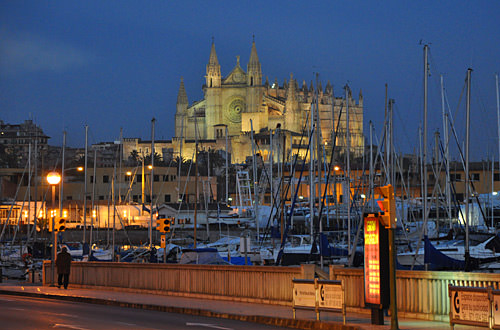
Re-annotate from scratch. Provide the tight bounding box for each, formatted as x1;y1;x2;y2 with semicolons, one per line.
247;39;262;86
206;40;221;87
325;80;333;95
177;77;188;105
208;40;219;67
248;39;260;66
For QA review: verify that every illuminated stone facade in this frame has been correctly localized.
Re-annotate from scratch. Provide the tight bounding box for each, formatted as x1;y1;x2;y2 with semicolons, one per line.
173;41;364;163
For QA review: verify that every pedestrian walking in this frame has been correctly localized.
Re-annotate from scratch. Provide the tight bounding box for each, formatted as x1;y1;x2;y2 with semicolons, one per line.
56;246;72;289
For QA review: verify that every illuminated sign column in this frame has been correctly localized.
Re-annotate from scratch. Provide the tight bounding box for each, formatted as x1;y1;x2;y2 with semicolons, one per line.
364;214;390;309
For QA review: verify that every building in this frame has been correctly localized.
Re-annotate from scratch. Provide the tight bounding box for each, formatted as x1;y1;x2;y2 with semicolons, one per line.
173;40;364;164
0;166;217;229
0;119;49;167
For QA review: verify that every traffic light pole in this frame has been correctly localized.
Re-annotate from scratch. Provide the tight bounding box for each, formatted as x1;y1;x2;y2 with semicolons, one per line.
389;226;399;330
51;185;56;287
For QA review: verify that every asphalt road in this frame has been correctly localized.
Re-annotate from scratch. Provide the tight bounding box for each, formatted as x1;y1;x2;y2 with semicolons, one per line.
0;295;291;330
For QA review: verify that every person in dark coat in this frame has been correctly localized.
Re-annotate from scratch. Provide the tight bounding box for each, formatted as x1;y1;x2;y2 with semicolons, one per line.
56;246;72;289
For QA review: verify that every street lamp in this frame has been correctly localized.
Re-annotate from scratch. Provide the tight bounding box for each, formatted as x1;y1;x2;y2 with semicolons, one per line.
47;171;61;286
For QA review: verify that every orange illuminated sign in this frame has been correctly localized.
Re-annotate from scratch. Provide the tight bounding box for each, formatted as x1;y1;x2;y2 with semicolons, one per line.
364;215;381;305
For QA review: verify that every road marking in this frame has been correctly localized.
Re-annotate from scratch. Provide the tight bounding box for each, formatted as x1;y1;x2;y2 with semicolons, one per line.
53;324;90;330
50;312;78;318
9;308;25;311
0;298;14;302
186;323;233;330
115;321;137;326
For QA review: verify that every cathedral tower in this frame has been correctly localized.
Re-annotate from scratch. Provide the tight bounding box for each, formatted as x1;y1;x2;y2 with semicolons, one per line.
205;41;223;139
244;40;265;131
285;73;300;132
206;41;221;88
246;40;262;87
175;78;188;138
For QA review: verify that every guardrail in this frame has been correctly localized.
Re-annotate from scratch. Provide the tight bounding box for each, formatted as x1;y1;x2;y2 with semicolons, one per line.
41;260;500;321
330;267;500;321
43;261;304;305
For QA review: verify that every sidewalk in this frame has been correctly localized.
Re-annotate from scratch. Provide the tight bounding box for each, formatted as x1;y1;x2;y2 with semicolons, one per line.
0;281;453;330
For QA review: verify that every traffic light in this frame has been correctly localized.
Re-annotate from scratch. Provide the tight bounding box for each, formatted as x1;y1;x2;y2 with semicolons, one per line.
375;184;396;228
55;216;66;232
49;216;66;232
156;217;172;233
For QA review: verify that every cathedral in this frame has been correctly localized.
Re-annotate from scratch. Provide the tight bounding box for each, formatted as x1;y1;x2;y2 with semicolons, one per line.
173;40;364;164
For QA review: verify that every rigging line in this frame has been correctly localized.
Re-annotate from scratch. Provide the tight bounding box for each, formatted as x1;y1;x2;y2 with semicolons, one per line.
257;109;312;245
448;74;467;141
275;124;315;265
438;140;465;229
152;154;176;206
0;161;28;243
392;102;414;153
474;81;497;142
10;176;31;247
316;103;344;233
444;95;489;224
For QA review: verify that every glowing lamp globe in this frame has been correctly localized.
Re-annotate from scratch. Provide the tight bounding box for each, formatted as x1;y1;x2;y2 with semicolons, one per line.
47;172;61;185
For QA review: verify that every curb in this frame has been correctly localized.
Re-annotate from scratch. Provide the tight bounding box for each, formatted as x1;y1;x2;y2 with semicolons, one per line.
0;289;359;330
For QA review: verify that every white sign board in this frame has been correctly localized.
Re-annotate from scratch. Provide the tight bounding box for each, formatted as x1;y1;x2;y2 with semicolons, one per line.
450;289;490;324
293;282;316;308
318;282;343;310
493;293;500;327
239;237;251;253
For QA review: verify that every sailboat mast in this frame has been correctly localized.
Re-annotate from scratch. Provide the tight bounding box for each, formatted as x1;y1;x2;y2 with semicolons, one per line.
369;121;374;212
389;99;395;185
465;68;472;269
309;97;314;243
496;74;500;196
119;128;123;203
27;142;32;240
345;84;351;255
60;131;66;217
315;74;322;238
149;118;155;250
33;136;38;241
384;84;389;183
83;125;89;243
194;116;198;248
90;148;96;250
178;115;184;202
225;126;229;203
441;75;452;229
423;45;429;237
250;119;259;238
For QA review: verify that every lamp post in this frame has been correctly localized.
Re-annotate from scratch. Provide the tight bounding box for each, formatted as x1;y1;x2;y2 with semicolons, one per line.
47;171;61;286
333;166;341;231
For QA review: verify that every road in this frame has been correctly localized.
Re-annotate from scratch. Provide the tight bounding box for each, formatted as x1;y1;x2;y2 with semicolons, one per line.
0;295;291;330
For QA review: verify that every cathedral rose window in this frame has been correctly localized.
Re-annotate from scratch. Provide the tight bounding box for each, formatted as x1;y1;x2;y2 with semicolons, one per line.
226;98;245;123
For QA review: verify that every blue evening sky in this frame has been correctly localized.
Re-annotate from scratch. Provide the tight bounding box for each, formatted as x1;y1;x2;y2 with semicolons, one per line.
1;1;499;161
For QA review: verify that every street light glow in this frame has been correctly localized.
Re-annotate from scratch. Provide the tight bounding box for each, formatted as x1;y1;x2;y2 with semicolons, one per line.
46;171;61;185
334;166;341;171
